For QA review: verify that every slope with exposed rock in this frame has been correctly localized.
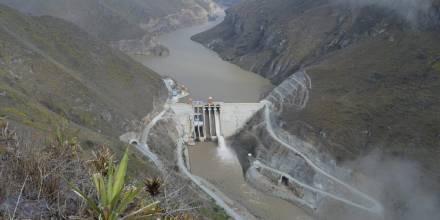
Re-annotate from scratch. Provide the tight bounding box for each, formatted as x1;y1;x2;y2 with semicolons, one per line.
0;0;225;55
194;0;440;219
0;4;231;219
195;0;440;174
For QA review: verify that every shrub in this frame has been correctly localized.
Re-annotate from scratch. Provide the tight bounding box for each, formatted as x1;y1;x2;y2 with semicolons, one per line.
144;177;163;198
87;146;115;176
71;148;162;220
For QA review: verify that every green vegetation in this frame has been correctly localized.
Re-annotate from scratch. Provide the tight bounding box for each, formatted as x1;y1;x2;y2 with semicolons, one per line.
199;206;229;220
0;119;203;219
71;148;162;220
0;4;166;137
194;0;440;188
0;0;218;41
433;61;440;73
0;119;91;218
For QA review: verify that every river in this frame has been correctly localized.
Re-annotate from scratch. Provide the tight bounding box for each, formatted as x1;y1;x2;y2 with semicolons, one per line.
134;19;311;220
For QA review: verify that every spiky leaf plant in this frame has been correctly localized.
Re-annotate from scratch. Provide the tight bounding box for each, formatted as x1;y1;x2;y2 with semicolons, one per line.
71;148;160;220
144;177;163;198
88;147;114;176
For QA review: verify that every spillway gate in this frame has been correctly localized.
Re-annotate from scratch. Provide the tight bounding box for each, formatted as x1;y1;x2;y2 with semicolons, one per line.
192;101;222;142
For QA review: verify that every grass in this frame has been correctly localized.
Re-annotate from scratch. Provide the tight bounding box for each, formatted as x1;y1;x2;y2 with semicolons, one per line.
71;148;163;220
0;120;199;219
433;61;440;73
199;205;229;220
0;118;91;218
0;5;233;219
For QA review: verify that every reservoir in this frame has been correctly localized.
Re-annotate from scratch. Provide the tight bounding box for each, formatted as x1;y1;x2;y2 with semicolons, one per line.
134;19;311;220
134;19;271;103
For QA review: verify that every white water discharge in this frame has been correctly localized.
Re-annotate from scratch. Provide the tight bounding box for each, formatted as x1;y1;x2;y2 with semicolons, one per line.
137;18;310;220
142;79;254;219
260;70;384;216
217;136;234;162
214;110;235;162
176;136;255;220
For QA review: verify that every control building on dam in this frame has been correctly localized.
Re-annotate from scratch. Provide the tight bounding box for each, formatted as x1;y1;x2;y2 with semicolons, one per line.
192;99;222;142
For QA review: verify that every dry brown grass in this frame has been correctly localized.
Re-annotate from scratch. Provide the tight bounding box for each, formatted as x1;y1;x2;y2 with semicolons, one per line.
0;119;93;219
86;146;114;176
0;119;200;219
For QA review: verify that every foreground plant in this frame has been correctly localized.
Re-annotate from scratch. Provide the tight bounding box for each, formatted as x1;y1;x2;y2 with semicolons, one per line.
144;177;163;198
87;146;115;176
71;148;160;220
0;118;17;149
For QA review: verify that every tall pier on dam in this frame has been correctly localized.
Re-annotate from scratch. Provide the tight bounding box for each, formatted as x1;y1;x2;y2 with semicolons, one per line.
192;99;222;142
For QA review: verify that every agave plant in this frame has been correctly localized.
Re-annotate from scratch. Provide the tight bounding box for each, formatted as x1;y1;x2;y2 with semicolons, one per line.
144;177;163;198
71;148;160;220
87;147;114;176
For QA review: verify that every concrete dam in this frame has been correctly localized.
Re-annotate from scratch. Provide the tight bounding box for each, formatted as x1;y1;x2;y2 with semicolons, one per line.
172;99;265;145
121;76;383;220
129;19;384;220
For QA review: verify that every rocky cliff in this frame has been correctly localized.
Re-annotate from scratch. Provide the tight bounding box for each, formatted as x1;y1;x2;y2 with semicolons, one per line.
214;0;241;7
0;0;225;55
195;0;440;173
195;0;440;219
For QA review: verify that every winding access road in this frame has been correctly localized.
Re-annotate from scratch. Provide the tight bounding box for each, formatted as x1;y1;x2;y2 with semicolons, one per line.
261;100;384;215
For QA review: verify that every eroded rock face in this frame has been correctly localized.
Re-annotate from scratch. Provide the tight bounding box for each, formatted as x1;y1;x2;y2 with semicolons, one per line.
140;0;224;35
0;0;225;55
194;0;439;81
230;71;344;212
194;0;440;191
119;0;225;55
110;35;170;57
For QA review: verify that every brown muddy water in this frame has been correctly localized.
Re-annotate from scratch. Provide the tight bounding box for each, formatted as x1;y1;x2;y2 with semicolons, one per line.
135;19;311;220
133;19;272;103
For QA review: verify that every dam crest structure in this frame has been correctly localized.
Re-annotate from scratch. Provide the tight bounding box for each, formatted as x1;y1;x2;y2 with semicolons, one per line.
191;99;222;143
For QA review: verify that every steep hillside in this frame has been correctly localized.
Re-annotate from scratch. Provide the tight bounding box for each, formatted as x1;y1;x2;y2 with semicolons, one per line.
0;3;170;153
214;0;241;7
0;5;230;219
0;0;224;55
195;1;440;218
194;0;439;82
195;0;440;169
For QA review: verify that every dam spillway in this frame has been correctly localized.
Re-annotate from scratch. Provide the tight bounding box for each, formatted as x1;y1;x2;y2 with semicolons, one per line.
172;101;265;145
134;18;312;220
192;100;222;142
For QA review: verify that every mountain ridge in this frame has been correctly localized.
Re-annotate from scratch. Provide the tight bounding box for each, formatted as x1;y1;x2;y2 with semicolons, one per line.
194;2;440;218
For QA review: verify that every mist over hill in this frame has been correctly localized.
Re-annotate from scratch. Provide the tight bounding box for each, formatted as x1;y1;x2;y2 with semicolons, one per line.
194;0;440;219
1;0;439;219
0;0;225;55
